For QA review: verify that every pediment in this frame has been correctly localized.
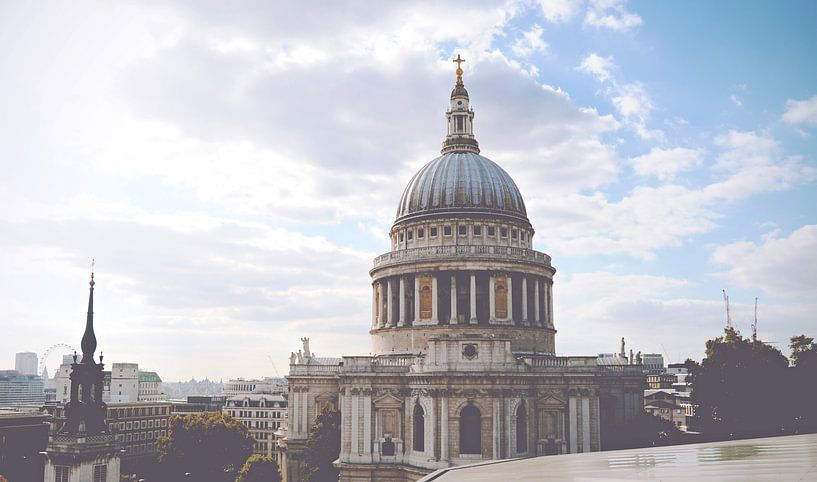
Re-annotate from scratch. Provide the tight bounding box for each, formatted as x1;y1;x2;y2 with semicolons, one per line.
535;391;566;407
373;394;404;409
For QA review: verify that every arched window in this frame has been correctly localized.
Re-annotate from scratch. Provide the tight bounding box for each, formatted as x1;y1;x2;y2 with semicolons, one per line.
516;401;527;453
460;404;481;455
413;404;425;452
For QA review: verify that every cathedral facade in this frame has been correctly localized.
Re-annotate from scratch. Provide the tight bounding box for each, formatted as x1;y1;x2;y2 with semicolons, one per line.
281;59;644;482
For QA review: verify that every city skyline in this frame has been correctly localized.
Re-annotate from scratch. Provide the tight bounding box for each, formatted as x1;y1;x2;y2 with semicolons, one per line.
2;1;816;381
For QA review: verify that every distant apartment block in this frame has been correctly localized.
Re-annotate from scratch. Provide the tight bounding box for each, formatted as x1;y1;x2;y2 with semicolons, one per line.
14;352;38;376
223;394;287;457
0;370;45;407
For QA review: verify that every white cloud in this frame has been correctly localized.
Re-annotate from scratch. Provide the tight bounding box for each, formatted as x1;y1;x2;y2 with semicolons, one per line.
611;82;662;140
577;53;661;140
578;52;614;82
711;224;817;299
630;147;703;181
782;94;817;125
536;0;581;23
529;130;814;260
585;0;642;31
511;24;548;57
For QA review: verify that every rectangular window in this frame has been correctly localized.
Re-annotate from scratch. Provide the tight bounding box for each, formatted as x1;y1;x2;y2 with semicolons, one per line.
418;228;425;239
458;225;467;236
511;229;518;239
162;419;167;427
93;464;107;482
520;231;526;241
456;116;464;132
443;226;452;236
473;225;481;236
141;420;147;429
398;232;404;242
126;422;132;430
118;422;125;430
430;226;438;237
55;466;70;482
487;226;496;237
500;227;508;238
407;230;413;240
148;420;154;428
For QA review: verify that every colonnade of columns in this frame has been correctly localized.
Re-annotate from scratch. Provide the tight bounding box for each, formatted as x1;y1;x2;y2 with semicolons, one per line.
371;271;553;328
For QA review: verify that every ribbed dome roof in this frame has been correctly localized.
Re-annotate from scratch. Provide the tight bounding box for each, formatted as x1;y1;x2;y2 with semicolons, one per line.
396;152;529;224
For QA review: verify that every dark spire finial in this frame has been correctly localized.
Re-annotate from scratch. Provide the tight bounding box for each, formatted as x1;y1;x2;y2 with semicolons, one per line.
80;260;97;364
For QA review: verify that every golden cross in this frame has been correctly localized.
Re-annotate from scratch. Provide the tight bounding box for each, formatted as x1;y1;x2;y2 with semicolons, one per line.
453;54;465;70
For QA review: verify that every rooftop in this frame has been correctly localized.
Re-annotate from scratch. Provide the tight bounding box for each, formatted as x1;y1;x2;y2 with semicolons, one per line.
418;433;817;481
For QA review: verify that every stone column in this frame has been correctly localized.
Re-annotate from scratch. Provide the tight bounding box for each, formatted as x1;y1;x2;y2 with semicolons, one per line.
489;274;496;322
581;396;591;453
547;281;554;327
414;276;420;323
387;278;394;327
505;399;513;457
534;278;541;325
291;388;299;436
521;277;528;324
351;392;359;456
431;275;439;323
492;399;501;459
450;275;458;324
301;390;309;439
568;393;577;454
507;275;513;322
440;397;449;461
364;391;372;456
398;277;406;327
379;281;387;328
469;273;478;324
372;284;377;327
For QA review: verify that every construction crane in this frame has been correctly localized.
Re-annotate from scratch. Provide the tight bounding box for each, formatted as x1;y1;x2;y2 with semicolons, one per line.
751;297;758;341
267;355;281;378
722;289;733;329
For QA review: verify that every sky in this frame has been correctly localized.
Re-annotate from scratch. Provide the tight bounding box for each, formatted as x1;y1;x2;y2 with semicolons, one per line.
1;0;816;381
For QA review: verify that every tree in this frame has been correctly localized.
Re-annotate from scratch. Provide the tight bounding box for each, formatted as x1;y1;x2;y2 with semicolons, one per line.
236;454;282;482
603;413;683;450
157;412;254;481
790;334;817;369
693;328;790;440
790;334;817;433
299;404;341;482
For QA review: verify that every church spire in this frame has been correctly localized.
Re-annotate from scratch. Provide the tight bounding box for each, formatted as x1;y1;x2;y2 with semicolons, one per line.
441;54;480;154
80;260;97;364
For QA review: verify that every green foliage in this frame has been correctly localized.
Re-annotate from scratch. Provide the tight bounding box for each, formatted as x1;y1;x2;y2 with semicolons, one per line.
157;412;254;481
790;334;817;368
789;334;817;433
299;404;341;482
694;328;790;439
236;454;282;482
603;413;683;450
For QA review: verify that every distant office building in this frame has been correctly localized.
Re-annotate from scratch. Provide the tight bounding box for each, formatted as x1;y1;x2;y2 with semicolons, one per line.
14;352;38;376
169;395;227;415
644;389;687;430
0;370;45;407
641;354;665;374
110;363;139;403
223;377;287;396
646;373;677;390
0;408;49;481
138;371;166;401
223;394;287;458
55;361;165;403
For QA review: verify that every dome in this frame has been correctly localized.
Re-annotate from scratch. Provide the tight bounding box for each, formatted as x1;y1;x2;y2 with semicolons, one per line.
395;151;529;225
